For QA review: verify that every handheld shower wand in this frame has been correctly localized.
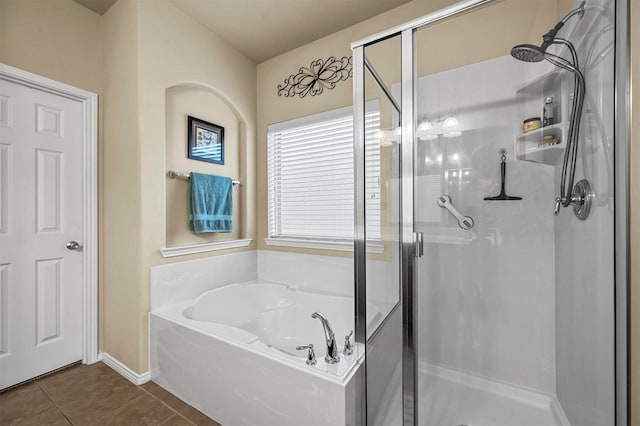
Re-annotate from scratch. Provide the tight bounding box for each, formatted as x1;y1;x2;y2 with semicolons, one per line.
510;1;593;220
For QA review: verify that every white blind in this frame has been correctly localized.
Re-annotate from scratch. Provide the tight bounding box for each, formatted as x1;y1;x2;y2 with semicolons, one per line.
268;102;381;242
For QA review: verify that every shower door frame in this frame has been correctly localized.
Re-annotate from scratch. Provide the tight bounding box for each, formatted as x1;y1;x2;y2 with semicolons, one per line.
352;1;499;425
613;1;630;424
352;0;630;425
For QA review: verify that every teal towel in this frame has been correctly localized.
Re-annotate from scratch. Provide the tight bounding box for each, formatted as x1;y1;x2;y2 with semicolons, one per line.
189;173;233;233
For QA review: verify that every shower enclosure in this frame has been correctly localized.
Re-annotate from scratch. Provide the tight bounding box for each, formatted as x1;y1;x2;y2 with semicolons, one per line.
351;0;629;425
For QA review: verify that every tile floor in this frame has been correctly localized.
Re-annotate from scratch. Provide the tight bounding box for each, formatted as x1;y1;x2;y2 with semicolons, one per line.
0;362;222;425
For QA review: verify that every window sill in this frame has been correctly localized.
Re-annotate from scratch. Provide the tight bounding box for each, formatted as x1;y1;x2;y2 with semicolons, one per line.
264;237;384;254
160;238;253;258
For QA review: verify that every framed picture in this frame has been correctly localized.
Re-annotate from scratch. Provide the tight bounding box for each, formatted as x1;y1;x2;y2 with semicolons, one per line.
187;116;224;165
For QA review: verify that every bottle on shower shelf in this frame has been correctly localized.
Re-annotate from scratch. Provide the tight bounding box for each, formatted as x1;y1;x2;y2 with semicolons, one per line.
543;96;555;126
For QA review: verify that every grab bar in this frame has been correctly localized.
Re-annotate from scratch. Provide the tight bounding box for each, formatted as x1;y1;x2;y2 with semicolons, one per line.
437;194;474;230
167;171;240;186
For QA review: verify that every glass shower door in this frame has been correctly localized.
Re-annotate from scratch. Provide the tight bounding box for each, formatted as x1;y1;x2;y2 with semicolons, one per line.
412;1;616;425
354;33;404;426
353;1;623;425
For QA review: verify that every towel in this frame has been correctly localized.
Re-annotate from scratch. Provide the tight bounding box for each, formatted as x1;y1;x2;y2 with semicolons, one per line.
189;172;233;233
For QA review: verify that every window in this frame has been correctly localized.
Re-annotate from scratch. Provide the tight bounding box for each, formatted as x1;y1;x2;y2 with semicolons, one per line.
267;102;380;250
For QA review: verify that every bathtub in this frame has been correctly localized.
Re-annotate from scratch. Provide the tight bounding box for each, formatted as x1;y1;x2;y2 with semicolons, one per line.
151;280;380;426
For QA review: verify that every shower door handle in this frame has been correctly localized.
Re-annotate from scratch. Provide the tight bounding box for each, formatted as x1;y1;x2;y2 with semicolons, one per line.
437;195;474;230
413;232;423;258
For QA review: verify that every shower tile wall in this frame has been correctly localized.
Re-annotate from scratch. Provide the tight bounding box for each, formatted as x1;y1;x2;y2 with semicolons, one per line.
151;249;398;317
257;250;398;312
553;1;615;424
410;56;557;394
150;251;258;311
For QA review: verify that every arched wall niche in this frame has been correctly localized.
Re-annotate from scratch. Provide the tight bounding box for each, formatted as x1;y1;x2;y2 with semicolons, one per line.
164;82;249;250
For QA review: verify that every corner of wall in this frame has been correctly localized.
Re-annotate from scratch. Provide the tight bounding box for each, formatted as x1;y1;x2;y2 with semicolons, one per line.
102;0;146;374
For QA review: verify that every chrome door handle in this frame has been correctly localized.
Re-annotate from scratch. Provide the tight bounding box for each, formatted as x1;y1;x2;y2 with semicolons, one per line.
66;241;82;251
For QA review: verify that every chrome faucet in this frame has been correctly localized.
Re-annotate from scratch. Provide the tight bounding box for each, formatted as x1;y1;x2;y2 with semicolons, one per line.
311;312;340;364
295;343;317;366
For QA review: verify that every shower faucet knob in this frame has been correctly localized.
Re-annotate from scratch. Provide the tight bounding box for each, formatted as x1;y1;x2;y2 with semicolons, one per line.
343;330;354;356
554;197;563;215
296;344;317;366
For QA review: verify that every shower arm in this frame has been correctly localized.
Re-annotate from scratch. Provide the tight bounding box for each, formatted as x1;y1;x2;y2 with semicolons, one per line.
560;1;586;25
541;1;585;50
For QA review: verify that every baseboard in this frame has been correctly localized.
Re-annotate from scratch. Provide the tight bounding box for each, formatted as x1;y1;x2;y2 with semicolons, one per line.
421;362;553;409
550;396;571;426
99;352;150;385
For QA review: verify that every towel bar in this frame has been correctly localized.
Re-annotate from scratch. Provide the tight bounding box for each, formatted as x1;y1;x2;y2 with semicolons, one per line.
167;171;240;186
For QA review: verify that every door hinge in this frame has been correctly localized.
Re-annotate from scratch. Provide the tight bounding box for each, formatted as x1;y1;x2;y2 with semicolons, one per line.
413;232;423;258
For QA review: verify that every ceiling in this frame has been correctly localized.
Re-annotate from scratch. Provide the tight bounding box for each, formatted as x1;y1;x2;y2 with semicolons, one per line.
72;0;412;63
73;0;118;15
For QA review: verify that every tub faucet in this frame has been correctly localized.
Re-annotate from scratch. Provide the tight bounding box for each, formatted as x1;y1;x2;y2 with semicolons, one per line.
311;312;340;364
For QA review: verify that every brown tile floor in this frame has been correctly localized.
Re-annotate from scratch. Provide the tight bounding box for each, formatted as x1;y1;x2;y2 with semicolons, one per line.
0;362;222;426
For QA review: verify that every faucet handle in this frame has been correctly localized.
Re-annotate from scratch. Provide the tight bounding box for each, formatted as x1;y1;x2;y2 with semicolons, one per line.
343;330;354;355
296;344;317;366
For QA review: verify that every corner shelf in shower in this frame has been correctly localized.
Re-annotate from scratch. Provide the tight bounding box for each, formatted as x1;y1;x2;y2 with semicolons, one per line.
516;124;565;164
514;70;568;166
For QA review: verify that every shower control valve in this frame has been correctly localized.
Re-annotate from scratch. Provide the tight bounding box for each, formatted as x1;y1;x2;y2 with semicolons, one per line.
296;344;317;366
553;180;593;220
343;330;354;356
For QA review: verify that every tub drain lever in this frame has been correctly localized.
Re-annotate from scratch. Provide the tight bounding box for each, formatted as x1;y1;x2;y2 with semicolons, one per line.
296;344;317;366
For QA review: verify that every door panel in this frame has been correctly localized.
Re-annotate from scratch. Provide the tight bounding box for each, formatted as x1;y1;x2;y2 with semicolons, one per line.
361;34;404;426
36;258;63;345
0;264;8;356
0;78;83;389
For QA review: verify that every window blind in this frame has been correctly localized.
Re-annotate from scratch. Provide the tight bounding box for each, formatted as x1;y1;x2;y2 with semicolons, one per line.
268;102;381;243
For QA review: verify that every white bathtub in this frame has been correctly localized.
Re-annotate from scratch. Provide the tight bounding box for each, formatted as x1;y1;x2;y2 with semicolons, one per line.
151;280;377;426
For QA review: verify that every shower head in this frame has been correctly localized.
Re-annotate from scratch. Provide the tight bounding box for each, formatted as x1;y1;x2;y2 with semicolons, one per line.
510;1;585;63
510;44;546;63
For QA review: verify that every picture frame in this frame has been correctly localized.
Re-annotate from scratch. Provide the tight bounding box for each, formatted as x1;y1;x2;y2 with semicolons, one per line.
187;115;224;165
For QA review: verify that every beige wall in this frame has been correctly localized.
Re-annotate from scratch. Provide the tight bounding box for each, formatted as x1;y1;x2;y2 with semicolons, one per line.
631;1;639;424
257;0;457;259
0;0;103;93
165;86;242;246
137;0;257;265
100;0;258;373
3;0;257;374
102;0;143;373
256;0;563;257
0;0;109;362
1;0;637;404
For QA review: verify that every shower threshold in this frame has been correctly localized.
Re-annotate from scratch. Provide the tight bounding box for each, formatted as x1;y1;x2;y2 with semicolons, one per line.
373;363;568;426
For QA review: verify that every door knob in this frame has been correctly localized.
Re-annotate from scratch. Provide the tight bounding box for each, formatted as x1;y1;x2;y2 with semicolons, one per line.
66;241;82;251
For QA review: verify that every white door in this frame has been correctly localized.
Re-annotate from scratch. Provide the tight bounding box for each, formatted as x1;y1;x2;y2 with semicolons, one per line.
0;76;84;389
